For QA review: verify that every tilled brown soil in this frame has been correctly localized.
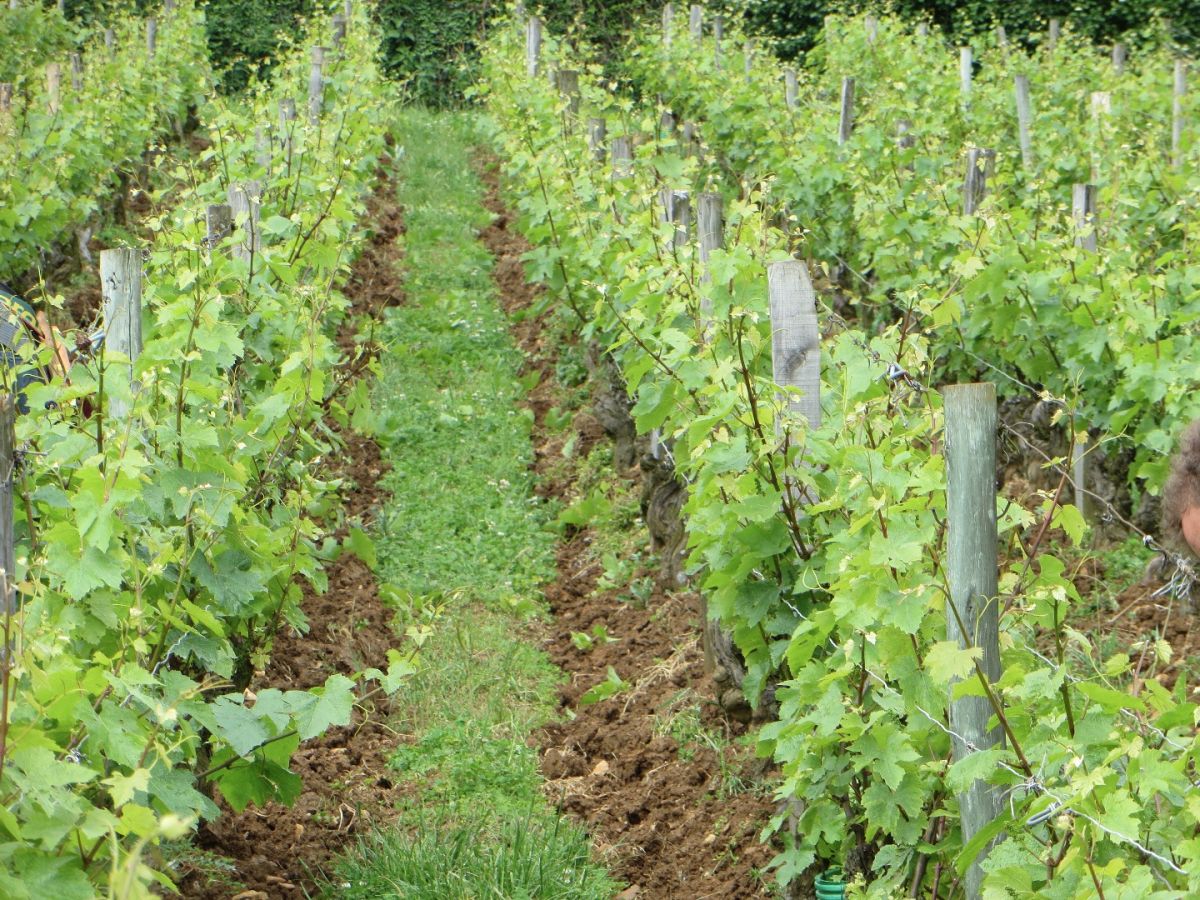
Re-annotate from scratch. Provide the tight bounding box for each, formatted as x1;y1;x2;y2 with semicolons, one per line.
477;156;779;900
177;158;408;900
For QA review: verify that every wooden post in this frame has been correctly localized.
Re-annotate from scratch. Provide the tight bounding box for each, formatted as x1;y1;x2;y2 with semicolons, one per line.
663;2;673;47
255;126;271;177
46;63;61;115
104;27;115;55
147;17;157;59
344;0;351;21
228;182;261;266
960;47;973;99
837;77;855;145
1014;74;1033;170
996;25;1008;57
768;260;821;430
1173;60;1186;170
611;136;632;178
897;119;915;150
100;248;143;420
743;40;752;82
659;107;676;139
205;203;231;252
689;4;701;41
0;84;11;114
0;395;14;628
587;117;606;162
864;15;877;45
525;16;542;77
942;381;1004;900
557;68;580;122
1112;43;1126;74
682;120;700;159
671;190;690;249
1072;183;1098;253
57;0;64;15
917;21;929;38
784;67;798;110
713;12;723;40
279;97;296;168
1048;18;1060;50
332;13;347;49
697;192;722;325
963;147;994;215
308;46;326;124
69;52;83;92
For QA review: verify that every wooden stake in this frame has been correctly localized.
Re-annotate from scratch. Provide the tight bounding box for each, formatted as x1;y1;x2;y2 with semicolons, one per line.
525;16;542;77
46;63;61;115
255;125;271;177
611;136;632;178
1048;18;1060;51
332;13;347;49
960;47;973;99
784;67;798;110
838;77;855;145
689;4;701;41
663;3;674;47
279;97;296;168
865;15;877;45
996;25;1008;57
104;27;115;55
1112;43;1126;74
0;395;14;625
942;381;1004;900
557;68;580;121
1014;74;1033;170
743;40;752;82
147;17;157;59
963;147;994;215
0;84;11;114
587;117;606;162
100;248;143;420
1072;183;1098;253
228;182;261;266
308;46;326;124
767;260;821;430
1173;60;1186;170
70;52;83;92
917;22;929;38
897;119;915;150
697;192;722;325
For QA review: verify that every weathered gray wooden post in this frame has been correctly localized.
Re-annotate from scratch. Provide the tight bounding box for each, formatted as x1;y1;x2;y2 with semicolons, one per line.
556;69;580;123
671;190;690;249
332;13;347;49
917;21;929;38
308;46;326;124
1173;60;1186;170
864;14;878;45
0;84;11;114
1112;43;1126;74
279;97;296;168
147;17;157;59
996;25;1008;58
960;47;973;100
689;4;702;41
587;117;606;162
1072;183;1098;253
104;27;115;55
1048;18;1060;51
46;63;62;114
943;381;1005;900
1014;74;1034;169
69;52;83;92
963;148;994;214
768;260;822;493
897;119;915;150
205;203;232;253
57;0;64;15
100;248;143;420
344;0;352;21
697;191;722;324
659;107;676;139
525;16;542;77
611;136;633;178
784;67;798;110
713;14;724;65
662;3;674;47
255;125;271;177
838;77;855;145
228;182;261;266
743;40;753;82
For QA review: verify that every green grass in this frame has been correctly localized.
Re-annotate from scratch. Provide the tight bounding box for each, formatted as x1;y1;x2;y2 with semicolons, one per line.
318;108;616;899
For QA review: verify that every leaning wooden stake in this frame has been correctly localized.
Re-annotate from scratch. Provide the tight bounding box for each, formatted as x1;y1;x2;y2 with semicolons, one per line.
100;248;143;420
963;148;994;215
525;16;542;77
1014;75;1034;170
838;77;855;145
228;182;261;266
1173;60;1186;170
1072;183;1098;253
943;381;1005;900
768;260;821;431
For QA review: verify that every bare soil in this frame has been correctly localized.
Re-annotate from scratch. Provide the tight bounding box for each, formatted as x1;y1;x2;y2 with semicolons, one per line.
477;156;780;900
176;158;409;900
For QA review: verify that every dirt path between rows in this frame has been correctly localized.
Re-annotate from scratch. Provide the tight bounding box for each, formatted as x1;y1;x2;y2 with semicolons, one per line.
178;154;408;900
476;154;780;900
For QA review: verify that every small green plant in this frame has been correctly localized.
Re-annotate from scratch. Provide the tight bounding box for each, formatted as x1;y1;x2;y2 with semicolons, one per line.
579;666;630;706
570;623;619;651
